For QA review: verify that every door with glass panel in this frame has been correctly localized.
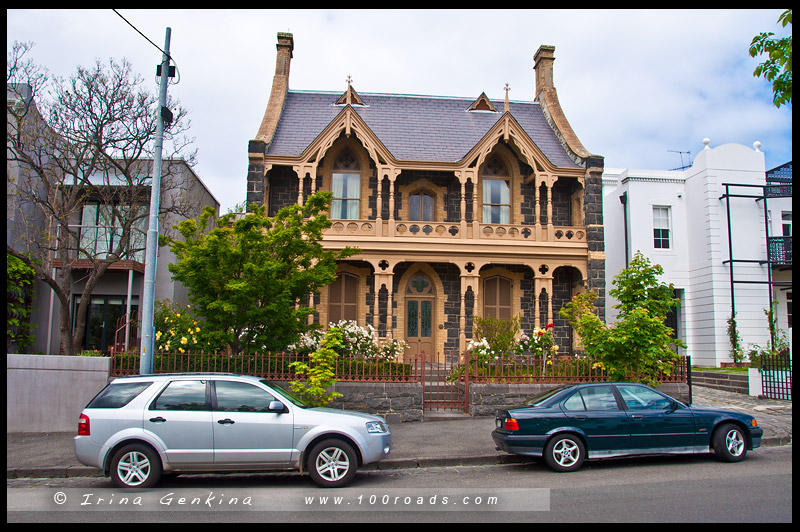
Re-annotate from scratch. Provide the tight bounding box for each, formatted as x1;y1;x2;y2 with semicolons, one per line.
405;274;435;362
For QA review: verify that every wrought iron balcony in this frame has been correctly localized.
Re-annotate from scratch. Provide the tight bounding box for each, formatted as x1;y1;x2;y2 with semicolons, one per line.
767;236;792;266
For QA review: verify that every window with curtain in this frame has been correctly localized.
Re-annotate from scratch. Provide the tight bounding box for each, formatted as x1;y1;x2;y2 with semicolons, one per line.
331;149;361;220
482;155;511;224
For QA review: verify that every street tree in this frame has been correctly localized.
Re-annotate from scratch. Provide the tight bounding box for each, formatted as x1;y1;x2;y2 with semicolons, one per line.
560;252;685;387
7;41;197;355
165;191;359;355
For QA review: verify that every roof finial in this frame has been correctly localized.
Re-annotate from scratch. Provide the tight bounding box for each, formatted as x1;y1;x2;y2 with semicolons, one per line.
346;74;352;105
504;82;510;112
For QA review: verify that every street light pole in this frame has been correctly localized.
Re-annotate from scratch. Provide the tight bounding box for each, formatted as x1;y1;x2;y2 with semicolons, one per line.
140;27;172;374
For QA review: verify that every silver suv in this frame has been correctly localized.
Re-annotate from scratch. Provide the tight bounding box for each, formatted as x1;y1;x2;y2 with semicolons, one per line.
74;373;391;488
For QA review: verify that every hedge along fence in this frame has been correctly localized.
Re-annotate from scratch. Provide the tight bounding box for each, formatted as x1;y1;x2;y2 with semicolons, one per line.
107;350;417;382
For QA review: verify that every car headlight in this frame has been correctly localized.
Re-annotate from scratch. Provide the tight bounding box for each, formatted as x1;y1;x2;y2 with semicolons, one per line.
366;421;388;433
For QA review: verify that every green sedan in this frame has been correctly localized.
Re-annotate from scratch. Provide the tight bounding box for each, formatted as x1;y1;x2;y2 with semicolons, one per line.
492;382;763;472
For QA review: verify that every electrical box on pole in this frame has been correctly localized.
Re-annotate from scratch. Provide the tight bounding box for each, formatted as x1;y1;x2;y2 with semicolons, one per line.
140;27;173;374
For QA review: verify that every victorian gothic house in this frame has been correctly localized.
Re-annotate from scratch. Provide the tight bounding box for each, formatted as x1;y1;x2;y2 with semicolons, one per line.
246;33;605;361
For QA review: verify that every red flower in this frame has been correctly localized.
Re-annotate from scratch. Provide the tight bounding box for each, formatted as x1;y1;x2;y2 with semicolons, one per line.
545;323;554;329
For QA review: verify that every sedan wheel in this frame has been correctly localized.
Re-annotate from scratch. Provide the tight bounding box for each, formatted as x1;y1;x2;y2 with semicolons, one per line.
544;435;585;472
308;439;358;488
110;443;162;488
713;423;747;462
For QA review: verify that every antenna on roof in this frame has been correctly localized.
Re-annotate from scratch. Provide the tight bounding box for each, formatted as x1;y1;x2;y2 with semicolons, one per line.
668;150;691;171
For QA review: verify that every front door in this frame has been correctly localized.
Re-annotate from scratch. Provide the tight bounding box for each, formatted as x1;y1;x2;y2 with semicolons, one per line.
405;273;435;362
615;384;695;451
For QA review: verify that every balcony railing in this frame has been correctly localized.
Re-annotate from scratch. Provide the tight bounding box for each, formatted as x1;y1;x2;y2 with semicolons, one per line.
768;236;792;266
325;219;586;244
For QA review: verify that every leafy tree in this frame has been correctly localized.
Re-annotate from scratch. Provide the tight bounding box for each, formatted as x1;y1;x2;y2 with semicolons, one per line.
7;41;196;355
750;9;792;108
166;191;359;355
7;253;37;351
290;327;344;407
560;252;685;387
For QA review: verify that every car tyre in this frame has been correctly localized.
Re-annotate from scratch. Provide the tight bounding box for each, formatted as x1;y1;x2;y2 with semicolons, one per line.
307;439;358;488
544;434;585;472
110;443;162;489
713;423;747;462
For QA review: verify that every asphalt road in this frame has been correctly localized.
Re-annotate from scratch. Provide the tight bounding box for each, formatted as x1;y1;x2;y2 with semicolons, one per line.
7;444;792;522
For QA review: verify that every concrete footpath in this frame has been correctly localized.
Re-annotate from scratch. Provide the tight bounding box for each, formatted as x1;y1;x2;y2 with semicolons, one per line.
6;386;791;479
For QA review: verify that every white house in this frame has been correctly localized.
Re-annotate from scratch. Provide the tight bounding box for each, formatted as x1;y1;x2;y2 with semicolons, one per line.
603;139;791;367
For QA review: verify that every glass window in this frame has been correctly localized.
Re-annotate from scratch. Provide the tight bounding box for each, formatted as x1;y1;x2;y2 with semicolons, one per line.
578;386;619;411
409;193;434;221
331;173;360;219
653;206;671;249
214;381;276;413
782;211;792;237
152;380;208;411
483;180;510;224
88;382;152;409
617;384;672;410
562;391;586;411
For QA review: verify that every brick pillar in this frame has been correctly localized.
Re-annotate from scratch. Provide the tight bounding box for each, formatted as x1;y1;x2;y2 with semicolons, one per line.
583;156;606;323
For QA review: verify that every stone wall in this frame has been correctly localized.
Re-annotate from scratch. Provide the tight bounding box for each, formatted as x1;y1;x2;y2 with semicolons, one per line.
7;354;110;432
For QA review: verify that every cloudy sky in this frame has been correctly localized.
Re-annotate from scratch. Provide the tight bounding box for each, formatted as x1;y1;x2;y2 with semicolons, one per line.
8;9;792;213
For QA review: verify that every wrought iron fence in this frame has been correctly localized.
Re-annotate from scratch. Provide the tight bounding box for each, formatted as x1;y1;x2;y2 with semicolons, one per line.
109;351;690;386
109;350;417;382
760;352;792;401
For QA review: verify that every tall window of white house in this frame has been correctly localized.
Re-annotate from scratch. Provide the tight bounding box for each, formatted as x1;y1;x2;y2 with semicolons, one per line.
482;156;511;224
331;150;360;220
653;206;671;249
782;211;792;236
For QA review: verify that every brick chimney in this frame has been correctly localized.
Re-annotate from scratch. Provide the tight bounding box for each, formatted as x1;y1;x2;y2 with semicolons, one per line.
255;32;294;145
533;45;556;101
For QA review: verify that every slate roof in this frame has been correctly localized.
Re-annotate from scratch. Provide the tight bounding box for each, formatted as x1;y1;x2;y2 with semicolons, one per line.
266;90;581;169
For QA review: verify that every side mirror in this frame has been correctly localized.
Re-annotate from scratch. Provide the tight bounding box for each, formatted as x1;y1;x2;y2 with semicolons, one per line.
268;401;289;414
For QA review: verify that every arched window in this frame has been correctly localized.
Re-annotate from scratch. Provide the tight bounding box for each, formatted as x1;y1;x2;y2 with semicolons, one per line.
482;155;510;224
328;272;358;323
483;275;512;320
331;150;361;220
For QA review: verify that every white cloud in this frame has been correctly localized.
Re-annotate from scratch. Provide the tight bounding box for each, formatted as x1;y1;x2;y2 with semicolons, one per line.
7;9;792;211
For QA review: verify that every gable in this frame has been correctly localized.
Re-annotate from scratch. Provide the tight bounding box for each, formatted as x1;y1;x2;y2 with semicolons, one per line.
266;91;580;169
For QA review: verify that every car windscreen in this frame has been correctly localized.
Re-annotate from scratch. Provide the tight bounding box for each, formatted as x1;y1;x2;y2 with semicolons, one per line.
87;382;153;408
262;380;309;408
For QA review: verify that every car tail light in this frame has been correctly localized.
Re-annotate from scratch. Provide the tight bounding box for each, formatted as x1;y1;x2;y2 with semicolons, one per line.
78;414;90;436
504;418;519;431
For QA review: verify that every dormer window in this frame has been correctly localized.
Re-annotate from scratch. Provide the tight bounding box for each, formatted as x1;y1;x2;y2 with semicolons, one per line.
482;155;511;224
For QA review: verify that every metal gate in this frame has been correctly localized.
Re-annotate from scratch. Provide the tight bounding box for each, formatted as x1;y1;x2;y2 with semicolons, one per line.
418;353;468;412
761;353;792;401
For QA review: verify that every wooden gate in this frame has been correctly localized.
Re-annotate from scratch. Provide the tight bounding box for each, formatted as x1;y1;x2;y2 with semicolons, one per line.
418;352;468;412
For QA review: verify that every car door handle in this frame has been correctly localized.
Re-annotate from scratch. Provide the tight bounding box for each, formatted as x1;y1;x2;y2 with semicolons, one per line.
149;417;167;423
217;418;235;425
630;414;644;419
573;415;587;420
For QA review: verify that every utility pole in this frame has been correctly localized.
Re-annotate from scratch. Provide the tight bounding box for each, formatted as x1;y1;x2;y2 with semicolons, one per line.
140;27;172;374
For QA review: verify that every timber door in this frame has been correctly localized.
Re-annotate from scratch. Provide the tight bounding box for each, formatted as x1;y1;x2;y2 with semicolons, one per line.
405;274;435;362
